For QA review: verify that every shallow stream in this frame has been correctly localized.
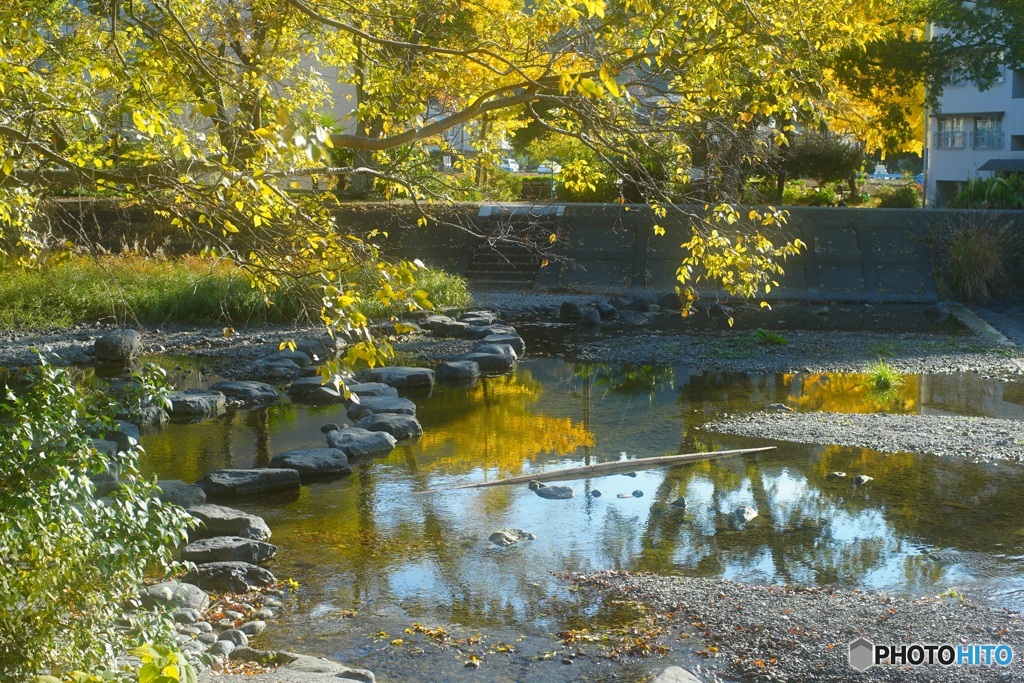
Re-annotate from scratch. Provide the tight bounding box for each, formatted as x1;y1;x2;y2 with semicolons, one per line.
137;357;1024;659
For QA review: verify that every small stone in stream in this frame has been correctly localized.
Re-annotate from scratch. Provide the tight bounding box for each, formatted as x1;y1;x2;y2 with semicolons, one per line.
735;505;758;523
185;561;276;593
534;485;574;500
465;661;481;669
528;481;544;491
652;666;704;683
559;301;583;319
828;471;847;478
197;632;219;645
223;610;245;621
321;423;341;433
253;608;274;620
94;329;143;362
590;489;602;498
766;403;793;412
621;471;637;477
209;381;279;405
435;360;481;385
670;496;687;509
852;474;873;486
579;308;601;325
209;640;235;657
187;504;271;542
561;658;574;665
355;413;423;440
168;390;226;417
632;490;644;498
181;536;277;564
489;528;536;547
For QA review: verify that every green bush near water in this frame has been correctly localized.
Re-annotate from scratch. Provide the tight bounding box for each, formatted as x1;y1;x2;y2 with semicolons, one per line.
0;362;192;679
0;255;471;331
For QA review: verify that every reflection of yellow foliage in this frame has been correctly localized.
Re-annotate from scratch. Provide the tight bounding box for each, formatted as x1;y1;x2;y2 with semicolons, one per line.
404;371;595;475
781;372;917;415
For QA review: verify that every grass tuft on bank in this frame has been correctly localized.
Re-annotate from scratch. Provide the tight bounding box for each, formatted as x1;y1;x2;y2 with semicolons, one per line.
0;254;471;331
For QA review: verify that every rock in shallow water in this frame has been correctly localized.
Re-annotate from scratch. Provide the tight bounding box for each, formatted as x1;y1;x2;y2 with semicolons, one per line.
184;561;276;592
489;528;536;547
325;427;397;459
270;448;352;479
852;474;873;486
356;366;434;390
196;468;300;498
734;505;758;523
355;413;423;440
94;329;142;362
187;504;272;542
168;390;226;417
209;380;279;405
346;395;417;420
534;485;575;500
181;536;277;564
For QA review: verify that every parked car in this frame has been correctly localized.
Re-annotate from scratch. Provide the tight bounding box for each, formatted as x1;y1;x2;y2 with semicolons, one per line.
536;161;562;174
497;158;520;173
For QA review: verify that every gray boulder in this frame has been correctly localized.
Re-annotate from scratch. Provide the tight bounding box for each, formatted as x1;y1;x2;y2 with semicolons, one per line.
616;310;651;327
435;360;481;385
218;629;250;647
270;448;352;479
534;485;575;500
196;468;300;498
210;381;279;405
294;338;338;362
464;324;517;339
157;479;207;508
460;311;499;325
472;343;518;359
181;536;277;564
209;640;235;657
459;352;514;374
142;580;210;611
168;390;226;418
596;302;617;319
432;320;471;337
657;292;683;310
356;413;423;440
347;382;399;398
187;504;271;542
121;405;169;430
346;396;417;420
853;474;873;486
259;350;312;367
481;334;526;356
579;308;601;324
325;428;396;459
239;620;267;637
94;329;142;362
421;314;456;331
560;301;583;319
288;376;346;404
252;358;302;381
184;561;276;593
356;366;435;390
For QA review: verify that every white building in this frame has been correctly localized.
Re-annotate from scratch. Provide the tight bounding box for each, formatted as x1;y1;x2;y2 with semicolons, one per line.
925;65;1024;205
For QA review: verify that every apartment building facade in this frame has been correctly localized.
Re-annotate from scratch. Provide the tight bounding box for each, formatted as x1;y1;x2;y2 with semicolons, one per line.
926;66;1024;205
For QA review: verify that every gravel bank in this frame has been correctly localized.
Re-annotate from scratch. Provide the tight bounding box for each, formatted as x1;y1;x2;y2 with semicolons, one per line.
572;330;1024;376
572;571;1024;682
703;411;1024;463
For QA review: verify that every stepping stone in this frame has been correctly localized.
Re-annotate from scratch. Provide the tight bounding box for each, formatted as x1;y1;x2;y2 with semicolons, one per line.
259;350;312;367
252;358;302;381
347;382;399;398
481;334;526;356
195;469;300;498
356;413;423;440
94;329;142;362
168;390;226;417
459;311;499;325
325;428;396;459
421;314;456;331
472;343;518;359
210;381;279;405
187;504;271;541
157;479;207;508
465;324;518;340
287;376;347;404
489;528;535;547
459;352;514;374
435;360;480;385
356;366;434;390
270;448;352;479
184;561;276;593
431;320;471;337
294;338;338;362
347;396;417;420
181;536;277;564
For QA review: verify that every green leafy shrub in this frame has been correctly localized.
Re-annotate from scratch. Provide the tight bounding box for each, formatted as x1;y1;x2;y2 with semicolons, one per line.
0;360;191;679
875;184;922;208
863;360;904;405
950;176;1024;210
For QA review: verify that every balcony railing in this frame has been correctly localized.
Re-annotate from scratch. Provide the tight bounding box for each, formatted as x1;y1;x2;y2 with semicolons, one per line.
937;131;966;148
971;130;1005;149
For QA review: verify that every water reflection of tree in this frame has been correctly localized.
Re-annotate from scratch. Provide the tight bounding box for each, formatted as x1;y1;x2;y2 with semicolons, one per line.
573;363;676;399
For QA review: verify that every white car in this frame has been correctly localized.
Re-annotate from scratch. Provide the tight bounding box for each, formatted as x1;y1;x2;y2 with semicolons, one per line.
536;161;562;174
497;158;520;173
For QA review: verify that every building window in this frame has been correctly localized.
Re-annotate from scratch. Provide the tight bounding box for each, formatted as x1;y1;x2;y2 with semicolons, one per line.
936;117;965;148
972;116;1004;148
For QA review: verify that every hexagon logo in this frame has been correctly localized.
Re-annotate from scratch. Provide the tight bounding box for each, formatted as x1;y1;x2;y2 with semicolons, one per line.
849;637;875;672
